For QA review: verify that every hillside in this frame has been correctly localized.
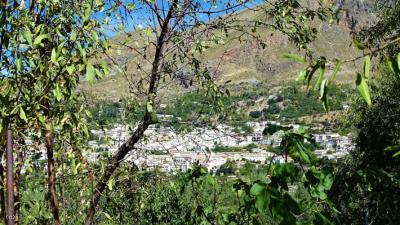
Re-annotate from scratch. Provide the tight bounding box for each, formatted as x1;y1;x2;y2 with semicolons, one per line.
79;0;376;102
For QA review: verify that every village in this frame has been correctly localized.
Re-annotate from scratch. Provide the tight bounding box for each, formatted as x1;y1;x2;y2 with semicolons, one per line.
88;119;355;173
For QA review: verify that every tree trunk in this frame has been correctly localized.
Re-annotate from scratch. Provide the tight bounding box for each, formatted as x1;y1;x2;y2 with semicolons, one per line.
45;129;61;225
0;151;6;224
13;143;24;225
6;129;14;225
84;2;178;223
84;122;152;225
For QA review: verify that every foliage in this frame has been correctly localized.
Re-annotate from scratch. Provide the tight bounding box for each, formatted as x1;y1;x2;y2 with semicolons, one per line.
0;0;108;223
263;123;283;135
246;143;259;152
249;110;262;118
10;123;337;225
328;71;400;224
88;101;122;126
211;144;243;153
215;160;238;176
280;84;350;118
231;121;254;135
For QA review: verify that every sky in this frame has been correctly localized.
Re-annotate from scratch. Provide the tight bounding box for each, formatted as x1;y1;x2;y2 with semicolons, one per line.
96;0;261;38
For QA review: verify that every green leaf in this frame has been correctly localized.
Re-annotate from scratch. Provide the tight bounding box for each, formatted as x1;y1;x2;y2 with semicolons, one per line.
323;173;333;190
127;2;135;10
71;159;77;175
102;212;112;220
16;58;22;71
23;29;33;47
101;61;109;76
38;114;46;125
77;42;86;59
207;175;216;185
95;68;103;79
81;124;89;139
364;55;370;81
251;183;270;212
66;65;75;75
19;107;28;122
283;53;306;63
298;148;310;163
306;64;319;87
353;34;366;50
145;28;152;37
387;57;395;73
95;0;104;7
356;73;372;106
33;34;48;46
385;145;400;152
397;53;400;71
53;84;63;102
296;69;307;81
384;145;400;158
319;191;328;200
85;110;92;118
146;102;153;113
250;183;265;196
107;178;114;190
330;59;341;81
51;49;58;64
91;30;99;42
85;63;95;84
84;5;92;22
255;193;270;212
70;32;77;42
314;63;325;91
320;79;329;111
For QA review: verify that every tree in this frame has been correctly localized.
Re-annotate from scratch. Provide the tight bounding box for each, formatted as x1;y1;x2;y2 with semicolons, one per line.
0;0;108;223
263;122;283;135
328;72;400;225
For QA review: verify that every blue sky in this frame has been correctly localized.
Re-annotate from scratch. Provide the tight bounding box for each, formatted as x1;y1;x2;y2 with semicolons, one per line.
96;0;261;38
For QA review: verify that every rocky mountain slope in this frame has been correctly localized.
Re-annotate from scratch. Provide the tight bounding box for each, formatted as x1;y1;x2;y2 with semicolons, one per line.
80;0;376;101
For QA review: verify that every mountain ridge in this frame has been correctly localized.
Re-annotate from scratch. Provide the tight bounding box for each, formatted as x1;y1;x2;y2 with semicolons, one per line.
80;0;376;101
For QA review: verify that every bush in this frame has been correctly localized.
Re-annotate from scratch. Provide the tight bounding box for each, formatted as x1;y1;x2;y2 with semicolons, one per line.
249;110;262;118
212;144;242;152
263;123;282;135
264;103;280;115
89;100;121;125
245;143;258;151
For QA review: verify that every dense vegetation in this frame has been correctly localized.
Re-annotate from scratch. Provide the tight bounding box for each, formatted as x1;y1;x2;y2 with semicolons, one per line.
328;73;400;224
279;85;351;118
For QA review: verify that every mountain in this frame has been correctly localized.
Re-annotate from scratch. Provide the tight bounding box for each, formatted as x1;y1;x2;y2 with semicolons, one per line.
79;0;376;102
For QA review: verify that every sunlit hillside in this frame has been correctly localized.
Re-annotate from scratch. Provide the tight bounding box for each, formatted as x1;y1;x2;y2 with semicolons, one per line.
79;0;375;101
